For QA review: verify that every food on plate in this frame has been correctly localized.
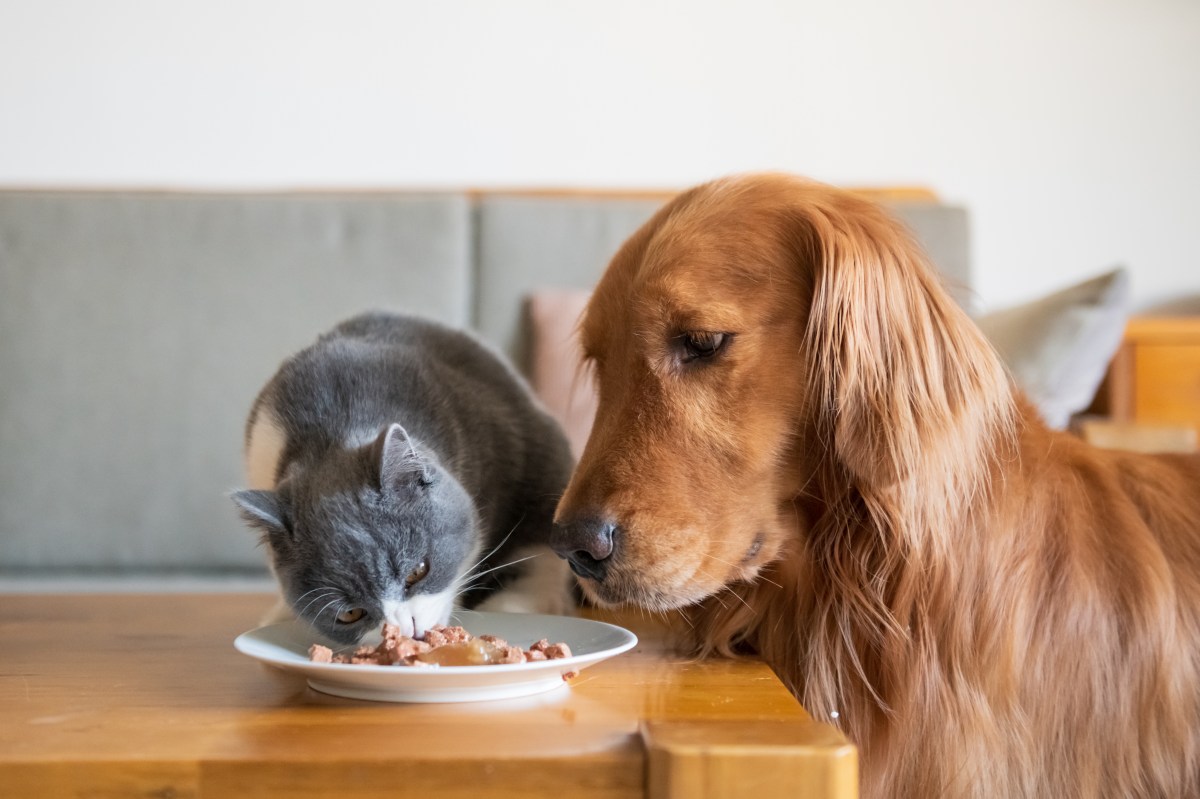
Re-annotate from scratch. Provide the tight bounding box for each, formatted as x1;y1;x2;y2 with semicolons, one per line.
308;623;574;669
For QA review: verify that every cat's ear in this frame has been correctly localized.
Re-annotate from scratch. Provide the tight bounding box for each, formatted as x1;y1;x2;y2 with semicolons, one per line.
374;423;433;489
231;489;288;534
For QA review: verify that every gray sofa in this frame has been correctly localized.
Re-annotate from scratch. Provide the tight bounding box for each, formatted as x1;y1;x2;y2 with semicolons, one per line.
0;190;969;585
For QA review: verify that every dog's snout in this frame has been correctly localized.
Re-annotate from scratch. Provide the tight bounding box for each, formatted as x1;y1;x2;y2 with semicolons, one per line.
551;516;617;581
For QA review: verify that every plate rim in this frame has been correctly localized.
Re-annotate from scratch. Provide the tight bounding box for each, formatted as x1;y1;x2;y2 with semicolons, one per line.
233;610;638;676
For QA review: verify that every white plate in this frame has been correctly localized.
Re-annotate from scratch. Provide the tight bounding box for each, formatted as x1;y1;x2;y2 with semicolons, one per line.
234;610;637;703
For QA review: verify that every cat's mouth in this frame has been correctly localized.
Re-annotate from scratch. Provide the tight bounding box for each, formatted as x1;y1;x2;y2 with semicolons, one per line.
379;608;420;639
381;590;455;640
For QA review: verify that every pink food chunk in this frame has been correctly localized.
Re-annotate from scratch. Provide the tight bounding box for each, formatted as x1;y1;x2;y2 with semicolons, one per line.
307;625;573;669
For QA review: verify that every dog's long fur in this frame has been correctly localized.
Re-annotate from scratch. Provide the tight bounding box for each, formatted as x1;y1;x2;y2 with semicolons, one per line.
555;173;1200;798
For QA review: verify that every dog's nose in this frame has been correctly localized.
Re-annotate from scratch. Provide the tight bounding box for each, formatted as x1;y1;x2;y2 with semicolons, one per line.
551;516;617;582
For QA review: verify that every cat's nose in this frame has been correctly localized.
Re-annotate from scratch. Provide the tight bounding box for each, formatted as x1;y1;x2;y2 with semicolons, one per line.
551;515;617;582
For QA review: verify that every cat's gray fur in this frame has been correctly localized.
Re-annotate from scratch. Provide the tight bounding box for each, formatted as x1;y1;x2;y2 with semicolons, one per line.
232;312;575;645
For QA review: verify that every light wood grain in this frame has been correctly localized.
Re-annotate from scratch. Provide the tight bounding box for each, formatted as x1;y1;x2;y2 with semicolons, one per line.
1087;317;1200;450
0;593;854;799
643;720;857;799
1077;418;1198;453
1133;343;1200;431
1124;317;1200;344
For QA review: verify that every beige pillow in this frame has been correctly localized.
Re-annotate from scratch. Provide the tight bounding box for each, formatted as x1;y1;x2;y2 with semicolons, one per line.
527;290;597;460
977;268;1130;429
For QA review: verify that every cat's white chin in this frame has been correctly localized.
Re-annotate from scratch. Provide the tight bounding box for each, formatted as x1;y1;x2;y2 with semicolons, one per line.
382;589;455;639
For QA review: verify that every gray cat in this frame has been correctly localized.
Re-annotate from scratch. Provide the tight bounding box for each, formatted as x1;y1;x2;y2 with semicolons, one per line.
232;312;575;645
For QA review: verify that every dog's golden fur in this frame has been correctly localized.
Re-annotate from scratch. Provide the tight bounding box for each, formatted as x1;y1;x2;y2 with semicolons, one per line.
555;173;1200;798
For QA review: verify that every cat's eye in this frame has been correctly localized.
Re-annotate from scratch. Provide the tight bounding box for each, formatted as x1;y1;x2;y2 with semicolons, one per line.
335;607;366;624
406;560;429;587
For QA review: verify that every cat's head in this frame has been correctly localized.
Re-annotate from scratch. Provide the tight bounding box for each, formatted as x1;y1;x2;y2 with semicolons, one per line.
232;423;479;645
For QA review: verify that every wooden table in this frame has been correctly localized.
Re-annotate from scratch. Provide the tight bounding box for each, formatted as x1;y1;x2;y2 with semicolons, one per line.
0;593;856;798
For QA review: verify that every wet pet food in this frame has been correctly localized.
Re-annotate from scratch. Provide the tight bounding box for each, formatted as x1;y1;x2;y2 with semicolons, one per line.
309;623;573;668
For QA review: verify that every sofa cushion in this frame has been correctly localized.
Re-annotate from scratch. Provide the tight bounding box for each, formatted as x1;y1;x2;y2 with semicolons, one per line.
889;202;973;311
0;191;473;572
474;195;667;372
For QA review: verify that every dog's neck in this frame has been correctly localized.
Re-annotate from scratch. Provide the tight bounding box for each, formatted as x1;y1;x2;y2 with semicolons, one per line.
685;401;1025;753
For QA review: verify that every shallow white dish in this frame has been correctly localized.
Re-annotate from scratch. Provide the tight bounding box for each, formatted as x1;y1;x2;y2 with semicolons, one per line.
234;610;638;703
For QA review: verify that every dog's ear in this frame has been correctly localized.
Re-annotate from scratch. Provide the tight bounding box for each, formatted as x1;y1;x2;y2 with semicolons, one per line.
798;198;1012;489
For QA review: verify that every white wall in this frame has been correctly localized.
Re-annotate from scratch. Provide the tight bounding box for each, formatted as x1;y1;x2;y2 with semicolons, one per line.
2;0;1197;312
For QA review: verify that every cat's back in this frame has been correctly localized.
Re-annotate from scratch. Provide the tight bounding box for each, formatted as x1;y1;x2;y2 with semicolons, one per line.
244;312;565;493
321;312;536;417
249;313;451;442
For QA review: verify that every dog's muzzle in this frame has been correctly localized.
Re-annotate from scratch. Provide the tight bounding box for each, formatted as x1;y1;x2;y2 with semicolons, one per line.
550;515;617;582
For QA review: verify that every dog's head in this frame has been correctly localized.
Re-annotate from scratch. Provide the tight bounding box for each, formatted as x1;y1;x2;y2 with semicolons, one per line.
553;173;1010;611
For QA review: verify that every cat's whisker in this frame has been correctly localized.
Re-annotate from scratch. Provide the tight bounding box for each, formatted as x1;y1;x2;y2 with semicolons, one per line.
297;589;341;618
312;596;344;623
452;579;487;598
456;578;483;598
462;553;539;584
451;552;543;602
453;553;543;601
459;514;527;582
294;586;340;607
451;575;487;595
292;585;335;603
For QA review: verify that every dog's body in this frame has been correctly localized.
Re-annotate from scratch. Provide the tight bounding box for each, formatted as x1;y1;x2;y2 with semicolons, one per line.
551;173;1200;798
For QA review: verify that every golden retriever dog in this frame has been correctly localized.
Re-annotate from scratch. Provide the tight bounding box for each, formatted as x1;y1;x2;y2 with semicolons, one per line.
551;173;1200;798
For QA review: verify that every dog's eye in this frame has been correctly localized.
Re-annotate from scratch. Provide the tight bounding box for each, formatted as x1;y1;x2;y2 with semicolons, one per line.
406;560;429;587
680;331;730;362
335;607;366;624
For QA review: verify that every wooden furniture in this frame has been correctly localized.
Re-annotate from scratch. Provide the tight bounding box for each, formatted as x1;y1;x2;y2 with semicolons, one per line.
1075;418;1197;454
0;593;856;799
1085;316;1200;453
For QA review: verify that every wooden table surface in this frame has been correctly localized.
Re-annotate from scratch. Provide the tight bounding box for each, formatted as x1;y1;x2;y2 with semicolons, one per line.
0;592;856;799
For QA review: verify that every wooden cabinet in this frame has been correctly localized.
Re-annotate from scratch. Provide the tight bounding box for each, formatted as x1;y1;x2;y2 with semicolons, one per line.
1086;317;1200;452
